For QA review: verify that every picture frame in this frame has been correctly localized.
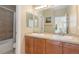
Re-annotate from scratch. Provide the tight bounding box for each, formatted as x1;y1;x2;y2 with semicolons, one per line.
45;17;51;23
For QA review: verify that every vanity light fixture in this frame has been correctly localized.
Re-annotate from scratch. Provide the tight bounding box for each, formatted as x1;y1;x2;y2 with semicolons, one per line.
34;5;60;10
35;5;48;9
35;5;68;10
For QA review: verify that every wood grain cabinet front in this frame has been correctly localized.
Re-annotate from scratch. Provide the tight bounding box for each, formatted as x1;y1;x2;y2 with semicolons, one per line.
25;36;79;54
33;38;46;54
63;43;79;54
45;40;62;54
25;36;34;54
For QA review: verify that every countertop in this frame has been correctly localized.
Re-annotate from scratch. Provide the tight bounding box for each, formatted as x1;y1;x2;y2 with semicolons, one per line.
26;33;79;44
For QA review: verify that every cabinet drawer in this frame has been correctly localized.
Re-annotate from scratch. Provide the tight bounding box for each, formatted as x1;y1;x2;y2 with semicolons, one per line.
63;42;79;54
46;40;62;46
63;43;79;48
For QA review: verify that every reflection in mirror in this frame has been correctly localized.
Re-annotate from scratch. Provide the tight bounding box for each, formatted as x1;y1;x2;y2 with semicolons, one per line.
26;12;33;28
34;15;39;27
32;5;78;35
54;6;68;34
54;16;68;34
33;15;40;33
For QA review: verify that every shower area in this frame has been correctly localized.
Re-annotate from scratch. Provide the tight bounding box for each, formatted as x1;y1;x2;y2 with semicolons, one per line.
0;5;16;54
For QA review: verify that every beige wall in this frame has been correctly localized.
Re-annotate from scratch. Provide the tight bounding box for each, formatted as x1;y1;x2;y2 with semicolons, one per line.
16;5;34;53
21;6;35;53
21;6;34;34
68;6;77;35
77;6;79;35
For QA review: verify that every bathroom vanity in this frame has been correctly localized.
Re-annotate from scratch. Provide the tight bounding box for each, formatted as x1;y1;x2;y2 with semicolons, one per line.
25;33;79;54
25;5;79;54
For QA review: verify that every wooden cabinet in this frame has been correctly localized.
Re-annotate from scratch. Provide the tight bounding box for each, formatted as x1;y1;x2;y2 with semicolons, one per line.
25;36;79;54
63;43;79;54
25;36;29;53
25;36;45;54
33;38;45;54
45;40;62;54
25;36;33;54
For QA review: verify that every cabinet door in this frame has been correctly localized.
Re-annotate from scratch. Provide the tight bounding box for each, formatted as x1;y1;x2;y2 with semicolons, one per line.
63;43;79;54
25;36;29;53
45;40;62;54
25;36;34;54
33;38;45;54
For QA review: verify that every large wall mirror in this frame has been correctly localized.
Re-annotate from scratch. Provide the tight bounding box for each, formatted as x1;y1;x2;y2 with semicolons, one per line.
27;5;78;35
54;6;68;34
26;12;39;33
26;12;34;28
